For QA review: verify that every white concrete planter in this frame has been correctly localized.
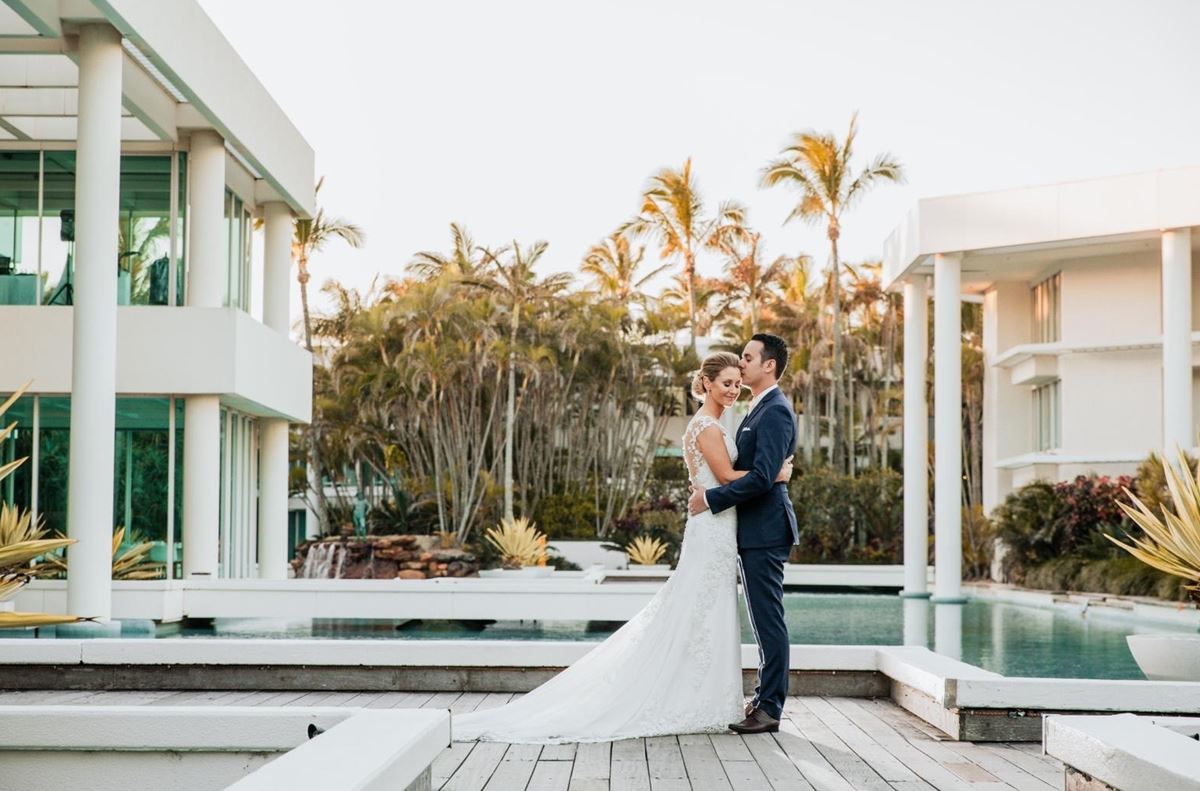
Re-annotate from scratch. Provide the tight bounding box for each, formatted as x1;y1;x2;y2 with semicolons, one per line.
628;564;671;572
1128;633;1200;680
478;567;553;579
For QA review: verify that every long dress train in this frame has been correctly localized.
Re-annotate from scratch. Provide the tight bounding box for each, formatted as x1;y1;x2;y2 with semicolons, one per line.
452;413;743;743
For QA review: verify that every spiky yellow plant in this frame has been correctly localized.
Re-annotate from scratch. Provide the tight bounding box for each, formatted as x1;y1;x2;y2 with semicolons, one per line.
1109;449;1200;596
483;517;547;569
111;527;165;580
0;381;84;628
625;535;668;566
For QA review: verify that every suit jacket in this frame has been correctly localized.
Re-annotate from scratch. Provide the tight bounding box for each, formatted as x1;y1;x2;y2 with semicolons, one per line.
705;387;799;550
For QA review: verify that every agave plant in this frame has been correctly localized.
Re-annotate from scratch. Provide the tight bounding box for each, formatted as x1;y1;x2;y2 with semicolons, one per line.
1109;449;1200;603
483;516;547;569
111;527;165;580
0;383;84;629
625;535;668;566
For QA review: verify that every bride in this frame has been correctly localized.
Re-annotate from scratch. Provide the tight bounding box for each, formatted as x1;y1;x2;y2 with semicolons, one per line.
453;351;792;744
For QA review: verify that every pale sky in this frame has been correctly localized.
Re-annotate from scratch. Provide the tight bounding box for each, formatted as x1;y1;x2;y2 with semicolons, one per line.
197;0;1200;323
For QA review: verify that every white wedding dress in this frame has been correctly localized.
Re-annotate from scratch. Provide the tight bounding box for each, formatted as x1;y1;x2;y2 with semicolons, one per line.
453;413;744;744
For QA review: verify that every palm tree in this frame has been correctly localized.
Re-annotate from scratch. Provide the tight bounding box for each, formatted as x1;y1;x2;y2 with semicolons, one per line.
273;177;365;534
708;219;792;334
293;177;366;353
761;112;903;473
623;158;745;355
409;223;490;282
475;241;574;521
581;231;668;301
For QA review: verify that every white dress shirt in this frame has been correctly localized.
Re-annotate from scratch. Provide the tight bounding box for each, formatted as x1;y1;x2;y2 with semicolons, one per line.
745;383;779;417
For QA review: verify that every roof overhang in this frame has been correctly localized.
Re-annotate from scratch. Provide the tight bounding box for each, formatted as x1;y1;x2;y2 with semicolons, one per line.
0;0;314;218
882;167;1200;292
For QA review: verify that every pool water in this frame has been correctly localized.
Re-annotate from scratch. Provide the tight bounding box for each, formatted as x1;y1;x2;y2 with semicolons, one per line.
172;593;1198;680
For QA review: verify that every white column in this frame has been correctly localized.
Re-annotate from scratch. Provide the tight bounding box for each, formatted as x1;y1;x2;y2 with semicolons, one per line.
65;25;123;620
1162;228;1193;452
186;130;225;307
182;129;226;578
901;277;930;598
257;419;289;579
257;202;294;578
934;602;963;661
262;201;292;335
933;253;965;603
902;598;928;647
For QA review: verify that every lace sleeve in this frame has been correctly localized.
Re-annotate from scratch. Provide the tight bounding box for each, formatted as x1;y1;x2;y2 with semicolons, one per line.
683;415;722;483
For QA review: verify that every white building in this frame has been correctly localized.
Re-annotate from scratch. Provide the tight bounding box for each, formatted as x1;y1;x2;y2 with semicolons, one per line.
0;1;313;622
885;166;1200;603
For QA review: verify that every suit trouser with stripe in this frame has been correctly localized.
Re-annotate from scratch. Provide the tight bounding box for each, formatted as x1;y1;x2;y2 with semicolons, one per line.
738;544;791;720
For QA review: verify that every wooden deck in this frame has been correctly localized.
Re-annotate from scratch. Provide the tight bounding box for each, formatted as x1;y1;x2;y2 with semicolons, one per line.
0;690;1063;790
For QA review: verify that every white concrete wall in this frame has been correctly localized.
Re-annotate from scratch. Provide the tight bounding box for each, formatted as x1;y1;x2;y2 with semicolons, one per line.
984;249;1200;505
982;282;1031;511
1060;252;1160;343
982;248;1200;502
0;306;311;421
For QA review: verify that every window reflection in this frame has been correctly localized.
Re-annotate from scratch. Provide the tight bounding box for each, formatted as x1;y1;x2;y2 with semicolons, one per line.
0;152;41;305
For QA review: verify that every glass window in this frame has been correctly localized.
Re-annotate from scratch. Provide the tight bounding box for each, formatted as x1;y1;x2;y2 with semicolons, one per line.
1033;379;1061;451
0;152;41;306
112;398;170;579
172;397;183;578
41;151;76;306
217;407;258;577
36;396;71;537
0;394;34;519
174;153;187;307
19;151;185;307
117;156;172;306
1032;273;1061;343
222;189;251;311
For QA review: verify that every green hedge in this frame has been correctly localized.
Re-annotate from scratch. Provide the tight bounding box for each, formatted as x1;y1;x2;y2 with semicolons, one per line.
788;468;902;564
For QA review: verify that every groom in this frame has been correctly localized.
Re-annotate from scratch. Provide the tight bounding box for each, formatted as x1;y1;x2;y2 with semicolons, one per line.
687;333;798;734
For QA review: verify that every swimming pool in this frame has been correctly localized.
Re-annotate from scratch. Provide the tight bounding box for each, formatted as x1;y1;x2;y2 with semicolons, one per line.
167;593;1198;680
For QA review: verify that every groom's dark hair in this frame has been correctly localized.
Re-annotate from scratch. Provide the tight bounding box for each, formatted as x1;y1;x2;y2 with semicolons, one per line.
752;333;789;379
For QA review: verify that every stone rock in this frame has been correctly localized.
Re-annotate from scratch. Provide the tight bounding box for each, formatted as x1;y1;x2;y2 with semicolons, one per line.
396;570;426;580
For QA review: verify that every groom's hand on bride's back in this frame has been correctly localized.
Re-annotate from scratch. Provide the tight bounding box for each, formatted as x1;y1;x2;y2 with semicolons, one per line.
687;484;709;516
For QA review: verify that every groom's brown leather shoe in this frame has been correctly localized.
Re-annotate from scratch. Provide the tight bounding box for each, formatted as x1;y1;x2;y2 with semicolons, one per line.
729;708;780;734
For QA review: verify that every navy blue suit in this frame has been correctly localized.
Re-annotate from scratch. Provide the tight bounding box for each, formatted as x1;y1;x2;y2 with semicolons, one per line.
705;386;797;720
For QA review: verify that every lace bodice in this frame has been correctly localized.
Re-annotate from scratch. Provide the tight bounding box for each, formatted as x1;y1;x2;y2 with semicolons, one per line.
683;413;739;488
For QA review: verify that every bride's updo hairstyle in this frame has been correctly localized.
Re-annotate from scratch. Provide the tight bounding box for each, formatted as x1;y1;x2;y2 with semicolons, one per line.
690;351;742;403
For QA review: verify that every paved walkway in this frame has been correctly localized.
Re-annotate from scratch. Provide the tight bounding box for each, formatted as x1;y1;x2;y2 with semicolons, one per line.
0;690;1062;790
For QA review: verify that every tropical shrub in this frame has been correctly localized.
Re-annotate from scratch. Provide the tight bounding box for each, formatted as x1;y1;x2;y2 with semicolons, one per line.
625;535;669;566
531;489;599;540
1109;451;1200;603
483;516;547;569
788;467;902;564
992;475;1133;584
607;496;685;566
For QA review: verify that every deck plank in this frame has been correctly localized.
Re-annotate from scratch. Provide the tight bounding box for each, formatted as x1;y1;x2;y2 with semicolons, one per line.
678;734;733;791
646;736;687;781
482;743;539;790
572;740;612;780
7;691;1062;791
741;733;814;791
433;741;476;788
441;740;507;791
785;698;892;791
527;759;573;791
